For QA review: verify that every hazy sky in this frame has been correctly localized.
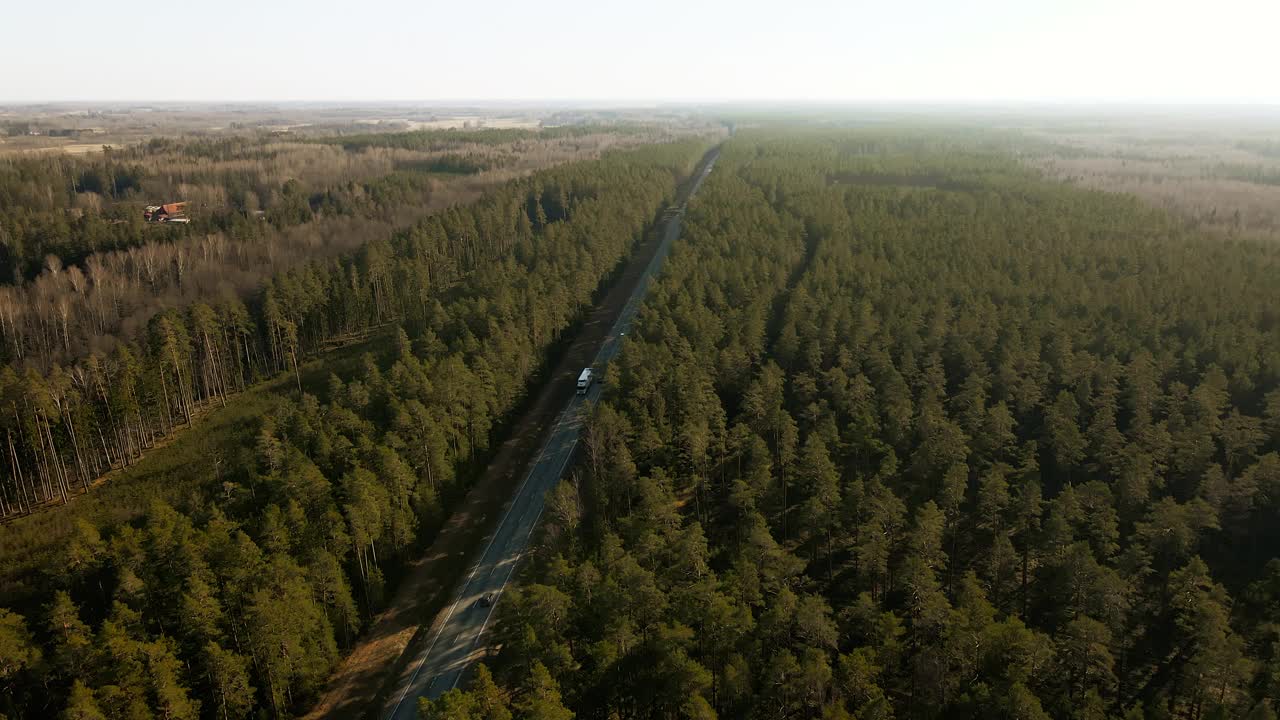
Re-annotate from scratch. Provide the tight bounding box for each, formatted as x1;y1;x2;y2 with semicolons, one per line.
3;0;1277;103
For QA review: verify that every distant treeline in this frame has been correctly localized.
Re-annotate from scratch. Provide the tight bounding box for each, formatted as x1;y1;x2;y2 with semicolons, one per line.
393;154;498;175
1213;162;1280;187
317;125;603;152
1236;139;1280;159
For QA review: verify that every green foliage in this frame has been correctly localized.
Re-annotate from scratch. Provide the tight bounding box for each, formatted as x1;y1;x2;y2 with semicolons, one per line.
467;128;1280;719
202;642;255;720
417;664;513;720
61;681;106;720
10;123;1280;719
0;140;708;718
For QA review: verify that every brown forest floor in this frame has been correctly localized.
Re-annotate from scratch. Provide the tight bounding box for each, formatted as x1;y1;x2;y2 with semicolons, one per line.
302;158;713;719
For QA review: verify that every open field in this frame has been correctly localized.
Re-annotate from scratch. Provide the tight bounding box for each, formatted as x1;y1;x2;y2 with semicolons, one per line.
0;102;713;157
1013;112;1280;240
359;117;544;131
0;141;133;155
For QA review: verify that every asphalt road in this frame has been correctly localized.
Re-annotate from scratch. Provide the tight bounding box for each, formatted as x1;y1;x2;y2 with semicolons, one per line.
382;153;718;719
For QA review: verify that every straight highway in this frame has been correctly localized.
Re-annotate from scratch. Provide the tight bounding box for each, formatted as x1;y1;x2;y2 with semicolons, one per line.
382;150;718;719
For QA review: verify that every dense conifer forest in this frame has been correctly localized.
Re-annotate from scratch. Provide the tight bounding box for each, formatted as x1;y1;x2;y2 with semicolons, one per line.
423;129;1280;719
4;122;1279;720
0;139;709;719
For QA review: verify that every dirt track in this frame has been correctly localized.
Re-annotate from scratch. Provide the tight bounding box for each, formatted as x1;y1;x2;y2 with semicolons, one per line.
303;146;720;720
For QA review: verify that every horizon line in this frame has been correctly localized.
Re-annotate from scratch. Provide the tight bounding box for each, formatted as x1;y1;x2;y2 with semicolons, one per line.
3;98;1280;109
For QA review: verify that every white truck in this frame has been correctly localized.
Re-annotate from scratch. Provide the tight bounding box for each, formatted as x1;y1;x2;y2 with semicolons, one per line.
576;368;593;395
